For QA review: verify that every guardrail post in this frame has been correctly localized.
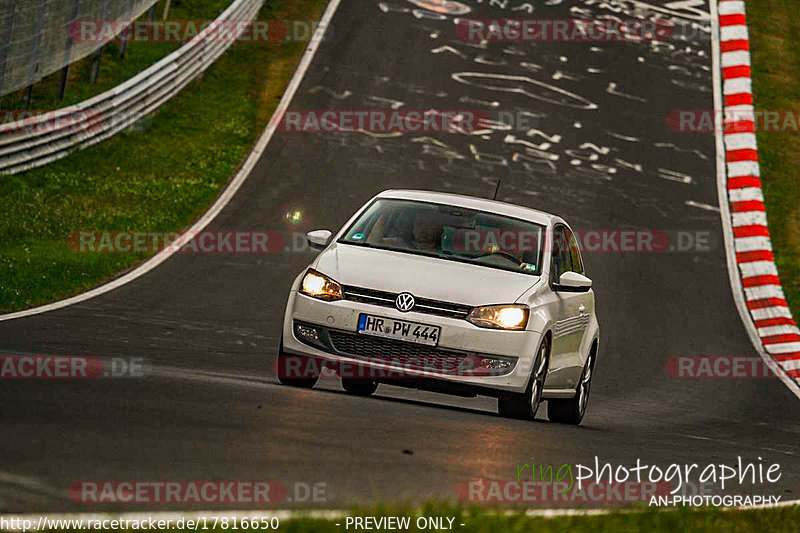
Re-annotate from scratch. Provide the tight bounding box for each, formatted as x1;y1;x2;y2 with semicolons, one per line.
57;65;69;101
119;0;135;58
22;84;32;111
24;0;49;99
58;0;81;101
90;47;103;83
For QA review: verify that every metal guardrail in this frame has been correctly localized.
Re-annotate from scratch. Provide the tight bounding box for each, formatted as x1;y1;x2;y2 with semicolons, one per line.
0;0;264;175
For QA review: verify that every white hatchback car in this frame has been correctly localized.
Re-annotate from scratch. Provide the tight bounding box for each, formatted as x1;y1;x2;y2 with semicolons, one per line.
278;190;599;424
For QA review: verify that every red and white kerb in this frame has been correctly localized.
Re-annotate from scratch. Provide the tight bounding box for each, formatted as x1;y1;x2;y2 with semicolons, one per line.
718;0;800;379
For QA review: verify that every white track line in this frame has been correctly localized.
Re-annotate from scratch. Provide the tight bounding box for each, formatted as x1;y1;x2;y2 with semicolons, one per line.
0;0;344;323
711;0;800;399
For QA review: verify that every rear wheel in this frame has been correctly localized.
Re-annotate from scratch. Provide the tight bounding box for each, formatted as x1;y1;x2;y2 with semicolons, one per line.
498;336;550;420
547;347;596;425
341;378;379;396
276;337;319;388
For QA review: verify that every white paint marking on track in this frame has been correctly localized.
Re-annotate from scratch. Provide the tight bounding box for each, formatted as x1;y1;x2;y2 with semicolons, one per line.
782;358;800;371
744;285;786;302
733;236;772;252
739;261;778;278
751;307;794;321
721;51;751;67
685;200;720;212
727;160;760;177
731;211;768;227
0;0;345;323
718;1;746;15
724;132;758;150
728;187;764;202
758;325;800;338
720;25;749;41
723;77;752;94
724;104;756;120
766;342;800;355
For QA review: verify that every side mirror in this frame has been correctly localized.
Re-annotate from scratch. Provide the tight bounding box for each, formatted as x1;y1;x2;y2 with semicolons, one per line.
555;271;592;293
306;229;332;250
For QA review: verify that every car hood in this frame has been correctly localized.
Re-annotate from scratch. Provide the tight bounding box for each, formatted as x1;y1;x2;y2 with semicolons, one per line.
314;243;540;306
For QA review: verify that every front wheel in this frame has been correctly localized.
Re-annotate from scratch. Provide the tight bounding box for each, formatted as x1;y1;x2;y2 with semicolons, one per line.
498;336;550;420
547;347;596;425
275;337;319;388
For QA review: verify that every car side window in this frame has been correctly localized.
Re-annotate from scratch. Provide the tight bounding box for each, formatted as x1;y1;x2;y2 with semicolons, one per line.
566;229;584;275
551;226;572;281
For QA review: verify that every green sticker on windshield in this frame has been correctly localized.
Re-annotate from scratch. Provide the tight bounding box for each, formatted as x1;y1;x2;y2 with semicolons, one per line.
522;263;536;272
351;233;365;241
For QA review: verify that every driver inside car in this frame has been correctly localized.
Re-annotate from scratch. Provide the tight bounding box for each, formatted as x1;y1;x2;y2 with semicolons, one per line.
411;210;444;254
366;208;443;255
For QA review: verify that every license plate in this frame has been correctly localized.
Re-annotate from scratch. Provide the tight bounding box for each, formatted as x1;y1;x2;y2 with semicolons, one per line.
357;314;441;346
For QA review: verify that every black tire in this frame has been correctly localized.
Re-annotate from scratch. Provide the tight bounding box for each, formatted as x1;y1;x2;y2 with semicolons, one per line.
276;337;319;388
498;335;550;420
341;378;379;396
547;346;596;425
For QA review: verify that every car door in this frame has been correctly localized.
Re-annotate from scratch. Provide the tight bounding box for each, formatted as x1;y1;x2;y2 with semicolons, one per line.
548;225;587;388
566;228;592;360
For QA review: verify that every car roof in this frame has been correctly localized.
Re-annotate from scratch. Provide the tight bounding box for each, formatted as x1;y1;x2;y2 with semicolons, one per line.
375;189;559;226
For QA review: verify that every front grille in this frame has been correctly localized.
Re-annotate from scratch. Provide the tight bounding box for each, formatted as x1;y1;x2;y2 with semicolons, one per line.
341;285;472;320
328;330;472;372
292;321;517;376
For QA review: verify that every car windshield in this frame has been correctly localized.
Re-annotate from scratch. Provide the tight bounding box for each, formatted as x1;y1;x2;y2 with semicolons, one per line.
338;198;545;275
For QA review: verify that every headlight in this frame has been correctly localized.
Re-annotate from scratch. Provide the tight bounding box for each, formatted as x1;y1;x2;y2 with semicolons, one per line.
300;269;343;301
467;304;529;330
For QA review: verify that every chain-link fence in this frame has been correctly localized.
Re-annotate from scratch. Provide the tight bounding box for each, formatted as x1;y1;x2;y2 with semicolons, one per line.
0;0;159;97
0;0;263;174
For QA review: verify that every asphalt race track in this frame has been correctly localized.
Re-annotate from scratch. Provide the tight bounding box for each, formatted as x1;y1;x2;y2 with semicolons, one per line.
1;0;799;512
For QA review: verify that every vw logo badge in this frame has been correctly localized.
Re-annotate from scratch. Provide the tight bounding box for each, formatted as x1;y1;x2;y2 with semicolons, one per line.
395;292;415;312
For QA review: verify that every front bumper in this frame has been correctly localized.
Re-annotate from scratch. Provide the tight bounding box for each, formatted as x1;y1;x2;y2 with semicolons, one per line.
281;290;543;394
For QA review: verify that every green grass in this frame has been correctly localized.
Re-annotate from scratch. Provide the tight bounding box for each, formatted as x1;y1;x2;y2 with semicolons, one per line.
747;0;800;319
284;504;799;533
4;504;799;532
0;0;327;312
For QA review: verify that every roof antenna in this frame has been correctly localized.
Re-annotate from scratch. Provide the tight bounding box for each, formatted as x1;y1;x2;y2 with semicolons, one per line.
492;179;501;200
